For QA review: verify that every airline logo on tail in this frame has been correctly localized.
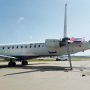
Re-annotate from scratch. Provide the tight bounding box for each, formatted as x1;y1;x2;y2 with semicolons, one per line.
70;38;85;41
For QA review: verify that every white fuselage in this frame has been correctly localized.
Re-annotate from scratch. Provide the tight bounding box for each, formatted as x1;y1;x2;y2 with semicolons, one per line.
0;41;90;60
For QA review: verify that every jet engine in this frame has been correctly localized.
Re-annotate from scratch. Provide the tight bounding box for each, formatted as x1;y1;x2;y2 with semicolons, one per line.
45;39;60;48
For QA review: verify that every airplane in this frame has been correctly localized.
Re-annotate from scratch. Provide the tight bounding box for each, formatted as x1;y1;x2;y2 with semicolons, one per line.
0;4;90;69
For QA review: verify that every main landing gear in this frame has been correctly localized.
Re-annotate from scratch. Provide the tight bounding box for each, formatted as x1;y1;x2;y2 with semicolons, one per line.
8;61;28;67
8;62;16;67
22;61;28;65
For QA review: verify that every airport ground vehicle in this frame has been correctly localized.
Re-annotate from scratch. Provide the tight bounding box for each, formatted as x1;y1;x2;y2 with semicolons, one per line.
56;56;67;61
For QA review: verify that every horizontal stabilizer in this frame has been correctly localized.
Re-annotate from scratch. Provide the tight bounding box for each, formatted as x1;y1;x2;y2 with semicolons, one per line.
70;38;85;41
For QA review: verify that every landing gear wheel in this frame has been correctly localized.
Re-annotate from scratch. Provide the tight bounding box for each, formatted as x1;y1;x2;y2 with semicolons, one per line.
22;61;28;65
12;62;16;66
8;62;16;67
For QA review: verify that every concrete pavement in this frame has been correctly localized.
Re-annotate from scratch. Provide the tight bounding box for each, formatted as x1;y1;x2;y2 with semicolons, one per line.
0;61;90;90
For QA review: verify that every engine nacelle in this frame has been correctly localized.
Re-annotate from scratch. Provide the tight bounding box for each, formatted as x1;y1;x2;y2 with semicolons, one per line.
45;39;60;48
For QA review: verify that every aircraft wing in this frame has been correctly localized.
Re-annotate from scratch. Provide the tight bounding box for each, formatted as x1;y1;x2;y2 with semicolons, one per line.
0;55;17;61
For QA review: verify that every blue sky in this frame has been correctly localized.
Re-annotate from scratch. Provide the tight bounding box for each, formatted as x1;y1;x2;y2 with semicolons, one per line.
0;0;90;55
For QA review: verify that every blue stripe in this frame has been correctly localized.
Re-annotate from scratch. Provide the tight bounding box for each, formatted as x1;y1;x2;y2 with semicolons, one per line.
73;38;81;41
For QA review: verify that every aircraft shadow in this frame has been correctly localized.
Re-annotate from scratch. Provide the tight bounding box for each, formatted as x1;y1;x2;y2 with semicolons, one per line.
1;63;90;76
3;66;72;76
0;63;48;69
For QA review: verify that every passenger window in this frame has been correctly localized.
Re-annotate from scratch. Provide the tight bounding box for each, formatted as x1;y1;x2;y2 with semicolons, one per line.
12;46;14;49
30;46;31;48
38;45;40;47
2;47;4;49
25;46;27;48
17;46;18;49
21;46;23;48
34;45;36;48
8;47;10;49
79;45;81;47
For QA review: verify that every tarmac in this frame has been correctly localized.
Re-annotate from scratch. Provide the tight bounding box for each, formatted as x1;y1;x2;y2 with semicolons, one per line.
0;61;90;90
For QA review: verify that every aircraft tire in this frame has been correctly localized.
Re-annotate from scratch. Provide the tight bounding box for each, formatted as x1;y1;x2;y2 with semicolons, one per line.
25;61;28;65
22;61;28;65
12;62;16;66
8;62;16;67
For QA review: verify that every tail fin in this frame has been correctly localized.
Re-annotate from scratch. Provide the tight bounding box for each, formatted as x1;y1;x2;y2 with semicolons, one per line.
64;3;67;38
